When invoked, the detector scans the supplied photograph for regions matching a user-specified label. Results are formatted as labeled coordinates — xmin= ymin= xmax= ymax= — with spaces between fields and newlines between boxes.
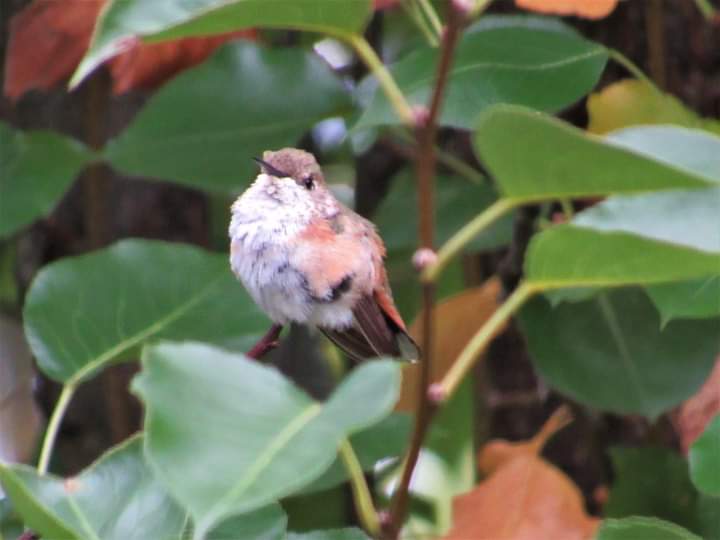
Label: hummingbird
xmin=229 ymin=148 xmax=419 ymax=362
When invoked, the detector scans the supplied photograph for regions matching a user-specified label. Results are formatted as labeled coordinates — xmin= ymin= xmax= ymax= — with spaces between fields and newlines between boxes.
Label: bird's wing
xmin=294 ymin=213 xmax=420 ymax=362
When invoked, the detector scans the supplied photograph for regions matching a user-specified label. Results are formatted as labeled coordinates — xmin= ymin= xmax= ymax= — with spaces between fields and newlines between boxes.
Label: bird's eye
xmin=302 ymin=174 xmax=315 ymax=190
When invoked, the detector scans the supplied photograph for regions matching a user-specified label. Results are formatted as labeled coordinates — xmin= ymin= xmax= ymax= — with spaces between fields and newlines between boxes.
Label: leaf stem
xmin=37 ymin=384 xmax=76 ymax=475
xmin=693 ymin=0 xmax=717 ymax=19
xmin=402 ymin=0 xmax=439 ymax=46
xmin=608 ymin=49 xmax=658 ymax=91
xmin=344 ymin=34 xmax=415 ymax=126
xmin=423 ymin=199 xmax=515 ymax=283
xmin=439 ymin=282 xmax=536 ymax=397
xmin=416 ymin=0 xmax=443 ymax=38
xmin=339 ymin=439 xmax=380 ymax=537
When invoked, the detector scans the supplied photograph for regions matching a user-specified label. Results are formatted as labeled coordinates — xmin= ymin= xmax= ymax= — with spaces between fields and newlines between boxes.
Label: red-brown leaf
xmin=673 ymin=356 xmax=720 ymax=454
xmin=3 ymin=0 xmax=256 ymax=100
xmin=444 ymin=407 xmax=599 ymax=540
xmin=108 ymin=30 xmax=256 ymax=95
xmin=4 ymin=0 xmax=104 ymax=101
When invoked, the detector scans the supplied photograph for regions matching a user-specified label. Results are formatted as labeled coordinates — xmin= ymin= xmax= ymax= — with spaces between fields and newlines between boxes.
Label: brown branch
xmin=382 ymin=3 xmax=468 ymax=538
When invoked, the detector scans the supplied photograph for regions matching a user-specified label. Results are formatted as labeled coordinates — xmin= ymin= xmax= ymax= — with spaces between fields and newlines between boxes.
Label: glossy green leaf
xmin=23 ymin=239 xmax=267 ymax=384
xmin=356 ymin=27 xmax=607 ymax=129
xmin=572 ymin=188 xmax=720 ymax=253
xmin=607 ymin=126 xmax=720 ymax=184
xmin=374 ymin=172 xmax=513 ymax=253
xmin=288 ymin=528 xmax=369 ymax=540
xmin=0 ymin=437 xmax=186 ymax=540
xmin=519 ymin=289 xmax=720 ymax=418
xmin=0 ymin=496 xmax=24 ymax=540
xmin=133 ymin=342 xmax=400 ymax=539
xmin=0 ymin=123 xmax=92 ymax=237
xmin=526 ymin=188 xmax=720 ymax=290
xmin=474 ymin=107 xmax=715 ymax=202
xmin=71 ymin=0 xmax=371 ymax=87
xmin=207 ymin=503 xmax=287 ymax=540
xmin=647 ymin=277 xmax=720 ymax=324
xmin=605 ymin=447 xmax=704 ymax=534
xmin=526 ymin=226 xmax=719 ymax=289
xmin=300 ymin=413 xmax=411 ymax=494
xmin=597 ymin=517 xmax=702 ymax=540
xmin=103 ymin=43 xmax=351 ymax=192
xmin=689 ymin=415 xmax=720 ymax=497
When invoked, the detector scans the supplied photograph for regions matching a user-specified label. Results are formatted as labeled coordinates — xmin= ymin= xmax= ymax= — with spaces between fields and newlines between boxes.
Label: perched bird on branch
xmin=229 ymin=148 xmax=418 ymax=362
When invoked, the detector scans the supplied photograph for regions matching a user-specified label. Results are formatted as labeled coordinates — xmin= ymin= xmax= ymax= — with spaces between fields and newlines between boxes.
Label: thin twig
xmin=384 ymin=3 xmax=467 ymax=538
xmin=389 ymin=128 xmax=487 ymax=184
xmin=644 ymin=0 xmax=666 ymax=89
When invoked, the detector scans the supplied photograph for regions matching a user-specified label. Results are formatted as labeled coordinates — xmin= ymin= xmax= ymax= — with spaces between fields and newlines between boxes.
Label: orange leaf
xmin=444 ymin=407 xmax=599 ymax=540
xmin=4 ymin=0 xmax=104 ymax=101
xmin=397 ymin=278 xmax=503 ymax=411
xmin=673 ymin=356 xmax=720 ymax=454
xmin=515 ymin=0 xmax=618 ymax=19
xmin=108 ymin=30 xmax=256 ymax=95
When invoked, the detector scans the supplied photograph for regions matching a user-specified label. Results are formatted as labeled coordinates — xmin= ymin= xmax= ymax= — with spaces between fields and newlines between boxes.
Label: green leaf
xmin=300 ymin=413 xmax=411 ymax=494
xmin=356 ymin=27 xmax=607 ymax=130
xmin=0 ymin=122 xmax=92 ymax=237
xmin=526 ymin=189 xmax=720 ymax=290
xmin=374 ymin=172 xmax=513 ymax=253
xmin=71 ymin=0 xmax=371 ymax=87
xmin=597 ymin=517 xmax=702 ymax=540
xmin=647 ymin=276 xmax=720 ymax=324
xmin=689 ymin=415 xmax=720 ymax=497
xmin=23 ymin=239 xmax=267 ymax=384
xmin=572 ymin=188 xmax=720 ymax=253
xmin=526 ymin=226 xmax=719 ymax=289
xmin=207 ymin=503 xmax=287 ymax=540
xmin=103 ymin=43 xmax=351 ymax=192
xmin=474 ymin=107 xmax=715 ymax=202
xmin=605 ymin=447 xmax=703 ymax=533
xmin=287 ymin=528 xmax=370 ymax=540
xmin=133 ymin=341 xmax=400 ymax=539
xmin=0 ymin=437 xmax=186 ymax=540
xmin=519 ymin=289 xmax=720 ymax=418
xmin=607 ymin=126 xmax=720 ymax=184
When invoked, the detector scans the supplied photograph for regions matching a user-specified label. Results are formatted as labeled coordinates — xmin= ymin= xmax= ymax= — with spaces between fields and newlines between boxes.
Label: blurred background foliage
xmin=0 ymin=0 xmax=718 ymax=539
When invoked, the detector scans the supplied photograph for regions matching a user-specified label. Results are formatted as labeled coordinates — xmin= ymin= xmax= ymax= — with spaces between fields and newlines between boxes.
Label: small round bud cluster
xmin=411 ymin=105 xmax=430 ymax=128
xmin=412 ymin=248 xmax=437 ymax=271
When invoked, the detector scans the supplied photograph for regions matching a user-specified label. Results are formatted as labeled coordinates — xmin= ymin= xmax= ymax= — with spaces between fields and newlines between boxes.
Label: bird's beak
xmin=252 ymin=157 xmax=290 ymax=179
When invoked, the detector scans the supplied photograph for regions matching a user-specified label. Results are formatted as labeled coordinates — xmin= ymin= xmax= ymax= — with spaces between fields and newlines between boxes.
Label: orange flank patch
xmin=293 ymin=219 xmax=360 ymax=299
